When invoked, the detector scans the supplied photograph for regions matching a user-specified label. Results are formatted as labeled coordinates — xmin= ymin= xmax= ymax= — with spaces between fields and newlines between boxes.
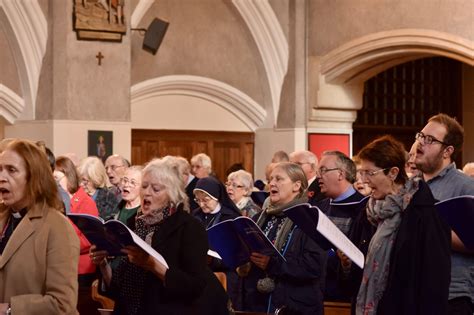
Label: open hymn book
xmin=206 ymin=216 xmax=285 ymax=269
xmin=68 ymin=213 xmax=169 ymax=269
xmin=283 ymin=203 xmax=365 ymax=269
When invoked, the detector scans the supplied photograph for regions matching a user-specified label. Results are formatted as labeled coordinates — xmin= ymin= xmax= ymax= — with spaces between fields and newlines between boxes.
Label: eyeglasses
xmin=105 ymin=165 xmax=125 ymax=172
xmin=415 ymin=132 xmax=449 ymax=146
xmin=225 ymin=182 xmax=244 ymax=189
xmin=316 ymin=167 xmax=340 ymax=177
xmin=121 ymin=177 xmax=140 ymax=188
xmin=194 ymin=197 xmax=214 ymax=205
xmin=358 ymin=168 xmax=390 ymax=179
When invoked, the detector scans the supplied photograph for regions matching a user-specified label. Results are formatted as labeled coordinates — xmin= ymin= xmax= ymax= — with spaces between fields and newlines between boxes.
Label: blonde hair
xmin=161 ymin=155 xmax=191 ymax=185
xmin=77 ymin=156 xmax=110 ymax=188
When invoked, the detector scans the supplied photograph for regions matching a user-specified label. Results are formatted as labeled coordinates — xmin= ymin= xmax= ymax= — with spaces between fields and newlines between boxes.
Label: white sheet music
xmin=316 ymin=209 xmax=365 ymax=268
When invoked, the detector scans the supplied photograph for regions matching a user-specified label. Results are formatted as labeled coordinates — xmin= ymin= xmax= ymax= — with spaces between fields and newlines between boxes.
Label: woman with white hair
xmin=190 ymin=153 xmax=212 ymax=179
xmin=226 ymin=170 xmax=261 ymax=218
xmin=90 ymin=159 xmax=228 ymax=315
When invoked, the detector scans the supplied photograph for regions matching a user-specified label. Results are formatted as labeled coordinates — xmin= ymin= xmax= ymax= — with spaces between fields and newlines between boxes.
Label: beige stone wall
xmin=309 ymin=0 xmax=474 ymax=56
xmin=36 ymin=0 xmax=131 ymax=121
xmin=130 ymin=0 xmax=272 ymax=117
xmin=0 ymin=23 xmax=21 ymax=95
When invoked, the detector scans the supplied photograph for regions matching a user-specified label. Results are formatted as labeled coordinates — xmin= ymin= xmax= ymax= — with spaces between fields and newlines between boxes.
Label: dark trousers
xmin=448 ymin=297 xmax=473 ymax=315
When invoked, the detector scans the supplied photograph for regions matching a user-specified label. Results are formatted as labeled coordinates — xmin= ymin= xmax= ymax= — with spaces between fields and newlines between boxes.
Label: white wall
xmin=131 ymin=94 xmax=251 ymax=132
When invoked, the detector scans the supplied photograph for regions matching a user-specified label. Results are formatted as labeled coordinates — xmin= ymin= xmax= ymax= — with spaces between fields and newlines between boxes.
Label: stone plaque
xmin=74 ymin=0 xmax=126 ymax=42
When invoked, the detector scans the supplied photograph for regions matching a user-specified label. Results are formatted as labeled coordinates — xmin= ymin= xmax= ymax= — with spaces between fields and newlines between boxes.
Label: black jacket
xmin=343 ymin=180 xmax=451 ymax=315
xmin=112 ymin=209 xmax=229 ymax=315
xmin=242 ymin=224 xmax=327 ymax=315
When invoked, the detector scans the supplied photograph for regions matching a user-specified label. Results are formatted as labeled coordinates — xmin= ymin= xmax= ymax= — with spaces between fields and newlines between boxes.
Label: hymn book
xmin=435 ymin=195 xmax=474 ymax=250
xmin=206 ymin=216 xmax=285 ymax=269
xmin=283 ymin=203 xmax=365 ymax=269
xmin=68 ymin=213 xmax=169 ymax=268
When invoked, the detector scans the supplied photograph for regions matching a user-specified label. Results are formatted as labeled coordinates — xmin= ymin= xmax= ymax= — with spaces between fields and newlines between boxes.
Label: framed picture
xmin=88 ymin=130 xmax=113 ymax=163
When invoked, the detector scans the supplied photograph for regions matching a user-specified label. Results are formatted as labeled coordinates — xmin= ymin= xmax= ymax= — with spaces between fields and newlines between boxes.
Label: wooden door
xmin=132 ymin=129 xmax=254 ymax=182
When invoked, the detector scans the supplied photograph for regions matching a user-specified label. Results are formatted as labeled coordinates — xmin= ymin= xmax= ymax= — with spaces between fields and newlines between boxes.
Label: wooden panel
xmin=324 ymin=302 xmax=351 ymax=315
xmin=131 ymin=129 xmax=254 ymax=182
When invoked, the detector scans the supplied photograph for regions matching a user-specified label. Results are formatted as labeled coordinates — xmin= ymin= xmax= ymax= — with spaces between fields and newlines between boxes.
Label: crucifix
xmin=96 ymin=52 xmax=104 ymax=66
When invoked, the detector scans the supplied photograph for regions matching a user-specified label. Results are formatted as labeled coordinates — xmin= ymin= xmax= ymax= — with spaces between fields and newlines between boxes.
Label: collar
xmin=426 ymin=162 xmax=456 ymax=183
xmin=333 ymin=185 xmax=357 ymax=202
xmin=235 ymin=196 xmax=250 ymax=210
xmin=210 ymin=203 xmax=221 ymax=214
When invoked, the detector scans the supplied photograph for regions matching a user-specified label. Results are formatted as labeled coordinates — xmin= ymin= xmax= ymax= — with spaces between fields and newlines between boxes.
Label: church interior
xmin=0 ymin=0 xmax=473 ymax=180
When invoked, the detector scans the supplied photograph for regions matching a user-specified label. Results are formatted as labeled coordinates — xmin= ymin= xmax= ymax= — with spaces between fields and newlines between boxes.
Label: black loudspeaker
xmin=142 ymin=18 xmax=169 ymax=55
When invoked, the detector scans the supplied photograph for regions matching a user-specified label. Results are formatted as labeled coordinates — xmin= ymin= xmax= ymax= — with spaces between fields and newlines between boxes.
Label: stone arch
xmin=321 ymin=29 xmax=473 ymax=85
xmin=0 ymin=84 xmax=24 ymax=124
xmin=130 ymin=0 xmax=287 ymax=125
xmin=311 ymin=29 xmax=474 ymax=126
xmin=131 ymin=75 xmax=267 ymax=131
xmin=0 ymin=0 xmax=47 ymax=121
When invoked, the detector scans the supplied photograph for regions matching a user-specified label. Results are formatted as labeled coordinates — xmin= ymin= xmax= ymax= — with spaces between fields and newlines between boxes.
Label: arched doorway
xmin=353 ymin=56 xmax=463 ymax=163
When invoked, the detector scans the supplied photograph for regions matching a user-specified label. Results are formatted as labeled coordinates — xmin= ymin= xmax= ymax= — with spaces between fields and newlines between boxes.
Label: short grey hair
xmin=289 ymin=150 xmax=318 ymax=171
xmin=321 ymin=151 xmax=357 ymax=184
xmin=227 ymin=170 xmax=254 ymax=196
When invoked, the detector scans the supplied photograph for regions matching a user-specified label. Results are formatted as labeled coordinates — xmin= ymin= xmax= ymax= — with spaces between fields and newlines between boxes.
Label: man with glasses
xmin=315 ymin=151 xmax=366 ymax=302
xmin=289 ymin=150 xmax=325 ymax=205
xmin=415 ymin=113 xmax=474 ymax=315
xmin=105 ymin=154 xmax=129 ymax=190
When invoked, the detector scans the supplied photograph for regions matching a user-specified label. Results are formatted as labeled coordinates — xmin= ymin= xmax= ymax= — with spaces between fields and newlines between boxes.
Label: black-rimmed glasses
xmin=415 ymin=132 xmax=449 ymax=146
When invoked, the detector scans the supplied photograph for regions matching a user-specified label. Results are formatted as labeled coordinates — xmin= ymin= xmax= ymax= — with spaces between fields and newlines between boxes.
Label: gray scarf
xmin=356 ymin=177 xmax=420 ymax=315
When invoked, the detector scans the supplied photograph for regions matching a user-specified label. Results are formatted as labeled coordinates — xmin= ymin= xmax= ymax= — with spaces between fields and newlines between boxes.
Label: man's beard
xmin=417 ymin=150 xmax=444 ymax=175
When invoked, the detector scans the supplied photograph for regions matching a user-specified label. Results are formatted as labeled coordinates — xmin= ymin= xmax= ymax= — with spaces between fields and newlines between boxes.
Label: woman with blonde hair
xmin=77 ymin=156 xmax=120 ymax=220
xmin=55 ymin=156 xmax=101 ymax=314
xmin=241 ymin=162 xmax=326 ymax=314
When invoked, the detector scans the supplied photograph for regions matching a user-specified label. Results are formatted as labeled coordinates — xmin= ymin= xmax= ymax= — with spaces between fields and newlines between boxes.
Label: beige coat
xmin=0 ymin=203 xmax=80 ymax=314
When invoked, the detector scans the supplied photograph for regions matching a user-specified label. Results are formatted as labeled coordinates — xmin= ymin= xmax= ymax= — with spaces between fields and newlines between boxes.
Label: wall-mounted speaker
xmin=142 ymin=18 xmax=169 ymax=55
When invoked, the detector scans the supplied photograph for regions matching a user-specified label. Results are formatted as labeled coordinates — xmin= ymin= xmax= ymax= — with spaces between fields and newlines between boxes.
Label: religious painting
xmin=73 ymin=0 xmax=126 ymax=41
xmin=88 ymin=130 xmax=113 ymax=163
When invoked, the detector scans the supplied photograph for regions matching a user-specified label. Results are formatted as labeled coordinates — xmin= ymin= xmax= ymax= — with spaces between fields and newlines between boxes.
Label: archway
xmin=0 ymin=0 xmax=47 ymax=121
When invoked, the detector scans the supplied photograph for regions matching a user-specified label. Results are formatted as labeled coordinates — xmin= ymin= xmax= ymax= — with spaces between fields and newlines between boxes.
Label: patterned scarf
xmin=116 ymin=206 xmax=175 ymax=315
xmin=356 ymin=177 xmax=420 ymax=315
xmin=256 ymin=196 xmax=307 ymax=252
